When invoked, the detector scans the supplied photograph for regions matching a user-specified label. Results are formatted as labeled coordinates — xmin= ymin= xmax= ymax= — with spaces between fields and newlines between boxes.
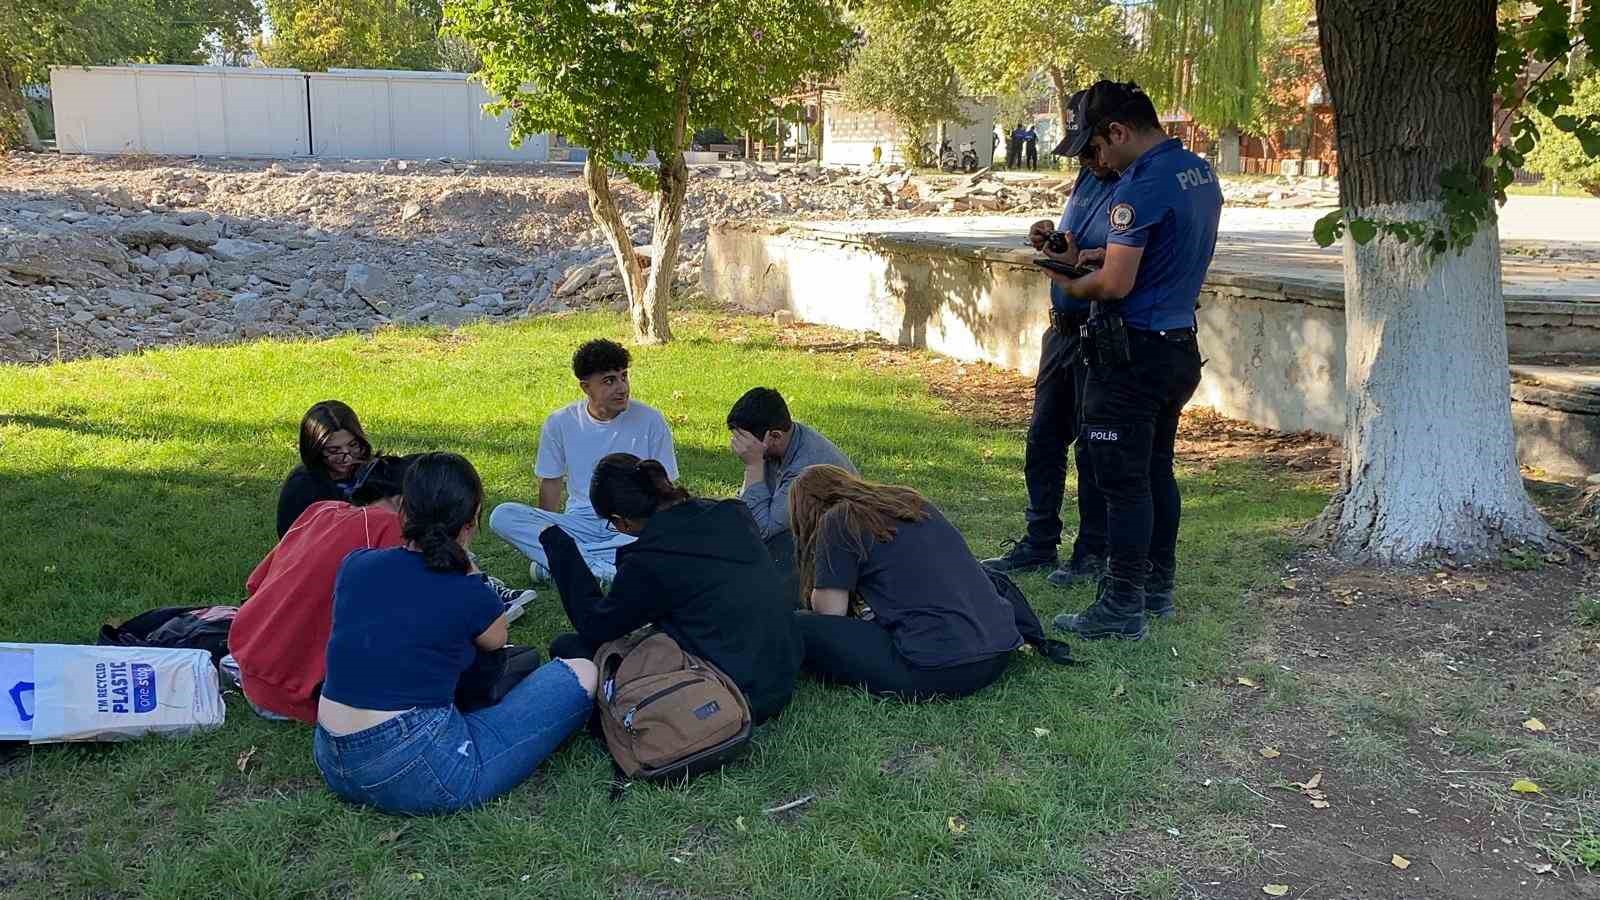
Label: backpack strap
xmin=985 ymin=567 xmax=1080 ymax=667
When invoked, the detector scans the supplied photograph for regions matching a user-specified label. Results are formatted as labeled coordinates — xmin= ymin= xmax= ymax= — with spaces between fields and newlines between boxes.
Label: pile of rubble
xmin=1221 ymin=175 xmax=1340 ymax=209
xmin=0 ymin=154 xmax=1072 ymax=364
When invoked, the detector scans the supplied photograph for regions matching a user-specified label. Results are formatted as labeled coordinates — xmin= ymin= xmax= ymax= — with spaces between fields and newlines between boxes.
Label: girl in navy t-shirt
xmin=313 ymin=452 xmax=597 ymax=816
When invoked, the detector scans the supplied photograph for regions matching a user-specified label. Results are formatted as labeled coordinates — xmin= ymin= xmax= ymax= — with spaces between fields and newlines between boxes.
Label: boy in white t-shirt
xmin=490 ymin=339 xmax=678 ymax=583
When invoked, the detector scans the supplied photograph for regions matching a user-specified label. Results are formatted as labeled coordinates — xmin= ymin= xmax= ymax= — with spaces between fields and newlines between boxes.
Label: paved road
xmin=797 ymin=196 xmax=1600 ymax=303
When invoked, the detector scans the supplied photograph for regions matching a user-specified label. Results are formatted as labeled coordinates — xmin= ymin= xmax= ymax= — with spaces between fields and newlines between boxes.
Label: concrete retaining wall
xmin=704 ymin=222 xmax=1600 ymax=476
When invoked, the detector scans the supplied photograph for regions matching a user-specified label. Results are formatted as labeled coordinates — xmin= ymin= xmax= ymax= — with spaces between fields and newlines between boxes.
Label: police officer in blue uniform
xmin=1043 ymin=80 xmax=1223 ymax=641
xmin=983 ymin=90 xmax=1117 ymax=589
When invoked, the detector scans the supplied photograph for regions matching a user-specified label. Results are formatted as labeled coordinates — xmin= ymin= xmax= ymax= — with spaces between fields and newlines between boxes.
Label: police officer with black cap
xmin=982 ymin=89 xmax=1117 ymax=589
xmin=1041 ymin=80 xmax=1222 ymax=642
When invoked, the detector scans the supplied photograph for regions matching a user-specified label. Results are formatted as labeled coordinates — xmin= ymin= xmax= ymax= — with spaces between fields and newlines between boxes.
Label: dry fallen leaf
xmin=235 ymin=746 xmax=258 ymax=773
xmin=1310 ymin=799 xmax=1331 ymax=809
xmin=1298 ymin=772 xmax=1322 ymax=791
xmin=1031 ymin=727 xmax=1051 ymax=738
xmin=946 ymin=816 xmax=968 ymax=835
xmin=407 ymin=873 xmax=425 ymax=882
xmin=1236 ymin=676 xmax=1260 ymax=689
xmin=1511 ymin=779 xmax=1542 ymax=794
xmin=1391 ymin=854 xmax=1411 ymax=870
xmin=1523 ymin=718 xmax=1547 ymax=733
xmin=1111 ymin=683 xmax=1127 ymax=698
xmin=1262 ymin=885 xmax=1290 ymax=897
xmin=1260 ymin=747 xmax=1281 ymax=759
xmin=376 ymin=828 xmax=402 ymax=844
xmin=734 ymin=816 xmax=747 ymax=833
xmin=1429 ymin=725 xmax=1450 ymax=737
xmin=1527 ymin=862 xmax=1555 ymax=875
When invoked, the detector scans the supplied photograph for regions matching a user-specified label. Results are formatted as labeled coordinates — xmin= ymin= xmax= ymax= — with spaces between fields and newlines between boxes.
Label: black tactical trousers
xmin=1023 ymin=320 xmax=1107 ymax=560
xmin=1079 ymin=328 xmax=1203 ymax=587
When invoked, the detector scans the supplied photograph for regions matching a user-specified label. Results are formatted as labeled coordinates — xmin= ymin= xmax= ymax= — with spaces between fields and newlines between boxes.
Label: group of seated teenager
xmin=226 ymin=338 xmax=1061 ymax=816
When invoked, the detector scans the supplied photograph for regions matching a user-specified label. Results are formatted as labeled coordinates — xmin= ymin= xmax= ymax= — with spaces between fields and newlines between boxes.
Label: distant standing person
xmin=1023 ymin=124 xmax=1039 ymax=170
xmin=490 ymin=339 xmax=678 ymax=584
xmin=1008 ymin=122 xmax=1027 ymax=168
xmin=276 ymin=401 xmax=373 ymax=538
xmin=726 ymin=387 xmax=856 ymax=602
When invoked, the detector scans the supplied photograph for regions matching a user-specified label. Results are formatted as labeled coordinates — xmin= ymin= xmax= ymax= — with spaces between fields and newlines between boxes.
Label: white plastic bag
xmin=0 ymin=643 xmax=225 ymax=743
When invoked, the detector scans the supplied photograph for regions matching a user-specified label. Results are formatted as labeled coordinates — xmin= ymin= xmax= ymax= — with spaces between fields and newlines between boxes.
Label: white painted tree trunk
xmin=1325 ymin=200 xmax=1550 ymax=560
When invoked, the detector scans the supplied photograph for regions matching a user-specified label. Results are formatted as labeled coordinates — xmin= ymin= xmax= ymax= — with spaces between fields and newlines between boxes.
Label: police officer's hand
xmin=1077 ymin=247 xmax=1106 ymax=267
xmin=1027 ymin=219 xmax=1055 ymax=250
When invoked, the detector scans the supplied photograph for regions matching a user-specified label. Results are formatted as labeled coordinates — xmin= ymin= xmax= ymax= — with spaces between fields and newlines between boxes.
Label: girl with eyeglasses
xmin=277 ymin=401 xmax=374 ymax=538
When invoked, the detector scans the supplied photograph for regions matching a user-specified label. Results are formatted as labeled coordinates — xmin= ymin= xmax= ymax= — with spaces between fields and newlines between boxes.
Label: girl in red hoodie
xmin=229 ymin=456 xmax=413 ymax=722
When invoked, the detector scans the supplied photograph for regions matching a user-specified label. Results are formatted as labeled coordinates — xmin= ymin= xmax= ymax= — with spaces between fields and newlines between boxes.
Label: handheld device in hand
xmin=1033 ymin=257 xmax=1091 ymax=279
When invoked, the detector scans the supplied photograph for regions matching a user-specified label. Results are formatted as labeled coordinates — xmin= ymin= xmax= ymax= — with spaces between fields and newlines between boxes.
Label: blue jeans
xmin=313 ymin=660 xmax=591 ymax=816
xmin=489 ymin=502 xmax=632 ymax=582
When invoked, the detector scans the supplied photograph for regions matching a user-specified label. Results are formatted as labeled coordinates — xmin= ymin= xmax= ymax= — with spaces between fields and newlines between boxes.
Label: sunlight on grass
xmin=0 ymin=311 xmax=1328 ymax=899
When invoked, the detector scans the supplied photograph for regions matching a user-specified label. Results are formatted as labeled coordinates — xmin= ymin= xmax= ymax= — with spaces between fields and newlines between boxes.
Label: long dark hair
xmin=789 ymin=465 xmax=929 ymax=606
xmin=348 ymin=454 xmax=416 ymax=507
xmin=589 ymin=453 xmax=690 ymax=523
xmin=400 ymin=452 xmax=483 ymax=573
xmin=297 ymin=400 xmax=373 ymax=476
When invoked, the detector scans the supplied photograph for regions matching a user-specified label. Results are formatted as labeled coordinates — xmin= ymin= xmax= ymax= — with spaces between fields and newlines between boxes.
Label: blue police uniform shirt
xmin=1104 ymin=138 xmax=1223 ymax=331
xmin=1050 ymin=166 xmax=1119 ymax=315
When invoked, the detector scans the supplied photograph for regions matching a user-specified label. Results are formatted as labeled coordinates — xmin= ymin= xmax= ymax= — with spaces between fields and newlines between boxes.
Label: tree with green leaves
xmin=1246 ymin=0 xmax=1319 ymax=160
xmin=0 ymin=0 xmax=258 ymax=149
xmin=1525 ymin=72 xmax=1600 ymax=194
xmin=259 ymin=0 xmax=442 ymax=72
xmin=943 ymin=0 xmax=1131 ymax=137
xmin=840 ymin=0 xmax=969 ymax=166
xmin=447 ymin=0 xmax=853 ymax=343
xmin=1299 ymin=0 xmax=1598 ymax=560
xmin=1142 ymin=0 xmax=1597 ymax=561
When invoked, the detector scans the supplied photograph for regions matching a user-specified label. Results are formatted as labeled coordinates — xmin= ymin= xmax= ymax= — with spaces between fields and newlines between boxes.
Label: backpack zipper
xmin=621 ymin=678 xmax=702 ymax=732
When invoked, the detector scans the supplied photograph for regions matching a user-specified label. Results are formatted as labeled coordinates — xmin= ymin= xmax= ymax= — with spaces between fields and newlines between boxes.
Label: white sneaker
xmin=502 ymin=589 xmax=536 ymax=624
xmin=529 ymin=560 xmax=553 ymax=584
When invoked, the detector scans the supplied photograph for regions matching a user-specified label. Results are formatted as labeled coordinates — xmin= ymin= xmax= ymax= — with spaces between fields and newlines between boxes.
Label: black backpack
xmin=97 ymin=606 xmax=236 ymax=665
xmin=984 ymin=569 xmax=1078 ymax=666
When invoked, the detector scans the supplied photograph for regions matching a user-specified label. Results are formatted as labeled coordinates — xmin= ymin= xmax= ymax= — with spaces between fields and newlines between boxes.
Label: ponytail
xmin=634 ymin=458 xmax=690 ymax=506
xmin=415 ymin=521 xmax=471 ymax=573
xmin=399 ymin=452 xmax=484 ymax=573
xmin=591 ymin=453 xmax=690 ymax=522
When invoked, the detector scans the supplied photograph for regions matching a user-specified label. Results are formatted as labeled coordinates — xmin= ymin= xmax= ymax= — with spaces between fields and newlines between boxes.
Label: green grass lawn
xmin=0 ymin=311 xmax=1326 ymax=899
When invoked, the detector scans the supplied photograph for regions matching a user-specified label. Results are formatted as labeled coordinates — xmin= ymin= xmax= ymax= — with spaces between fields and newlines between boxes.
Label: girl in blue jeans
xmin=313 ymin=452 xmax=598 ymax=816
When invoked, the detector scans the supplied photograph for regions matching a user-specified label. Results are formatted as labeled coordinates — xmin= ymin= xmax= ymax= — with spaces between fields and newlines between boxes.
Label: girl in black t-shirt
xmin=276 ymin=400 xmax=374 ymax=537
xmin=789 ymin=465 xmax=1040 ymax=700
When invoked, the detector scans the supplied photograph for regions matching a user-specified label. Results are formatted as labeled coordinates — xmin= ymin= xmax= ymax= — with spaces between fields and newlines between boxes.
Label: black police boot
xmin=1046 ymin=553 xmax=1104 ymax=589
xmin=1145 ymin=560 xmax=1176 ymax=620
xmin=1052 ymin=575 xmax=1147 ymax=641
xmin=980 ymin=537 xmax=1058 ymax=575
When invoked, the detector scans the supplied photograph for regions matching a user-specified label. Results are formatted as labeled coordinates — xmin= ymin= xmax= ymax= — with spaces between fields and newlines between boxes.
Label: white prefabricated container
xmin=50 ymin=65 xmax=310 ymax=157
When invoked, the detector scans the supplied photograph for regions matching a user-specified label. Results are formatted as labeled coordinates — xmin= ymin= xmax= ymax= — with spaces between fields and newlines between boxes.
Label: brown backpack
xmin=592 ymin=630 xmax=752 ymax=782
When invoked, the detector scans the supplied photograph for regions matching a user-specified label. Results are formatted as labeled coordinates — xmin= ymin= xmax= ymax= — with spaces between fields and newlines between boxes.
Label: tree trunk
xmin=1314 ymin=0 xmax=1550 ymax=561
xmin=581 ymin=155 xmax=649 ymax=329
xmin=633 ymin=70 xmax=695 ymax=345
xmin=0 ymin=69 xmax=44 ymax=151
xmin=1047 ymin=65 xmax=1071 ymax=153
xmin=1218 ymin=126 xmax=1243 ymax=174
